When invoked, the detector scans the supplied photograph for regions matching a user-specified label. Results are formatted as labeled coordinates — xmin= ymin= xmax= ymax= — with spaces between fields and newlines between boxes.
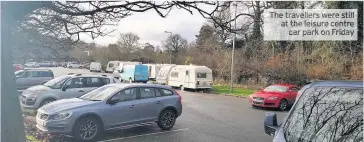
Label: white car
xmin=90 ymin=62 xmax=102 ymax=72
xmin=20 ymin=74 xmax=116 ymax=109
xmin=67 ymin=62 xmax=83 ymax=68
xmin=24 ymin=62 xmax=40 ymax=68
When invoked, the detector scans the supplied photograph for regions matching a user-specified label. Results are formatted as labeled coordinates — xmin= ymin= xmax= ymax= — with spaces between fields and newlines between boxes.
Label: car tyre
xmin=278 ymin=99 xmax=288 ymax=111
xmin=157 ymin=109 xmax=176 ymax=130
xmin=73 ymin=117 xmax=102 ymax=142
xmin=39 ymin=98 xmax=56 ymax=108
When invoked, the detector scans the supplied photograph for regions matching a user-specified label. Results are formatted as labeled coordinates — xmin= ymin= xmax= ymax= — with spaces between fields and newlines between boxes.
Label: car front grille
xmin=253 ymin=97 xmax=264 ymax=101
xmin=38 ymin=113 xmax=49 ymax=120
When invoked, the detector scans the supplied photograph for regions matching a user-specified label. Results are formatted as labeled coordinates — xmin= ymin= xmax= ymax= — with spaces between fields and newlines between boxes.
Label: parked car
xmin=263 ymin=80 xmax=363 ymax=142
xmin=117 ymin=64 xmax=149 ymax=83
xmin=39 ymin=61 xmax=52 ymax=67
xmin=36 ymin=83 xmax=182 ymax=141
xmin=15 ymin=69 xmax=54 ymax=90
xmin=89 ymin=62 xmax=102 ymax=72
xmin=20 ymin=74 xmax=115 ymax=109
xmin=249 ymin=84 xmax=299 ymax=110
xmin=24 ymin=62 xmax=40 ymax=68
xmin=60 ymin=62 xmax=68 ymax=68
xmin=67 ymin=62 xmax=83 ymax=68
xmin=13 ymin=64 xmax=24 ymax=71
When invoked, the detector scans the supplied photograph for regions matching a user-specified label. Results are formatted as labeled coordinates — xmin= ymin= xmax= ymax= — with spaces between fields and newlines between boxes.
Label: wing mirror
xmin=264 ymin=112 xmax=278 ymax=136
xmin=108 ymin=97 xmax=120 ymax=105
xmin=61 ymin=85 xmax=69 ymax=91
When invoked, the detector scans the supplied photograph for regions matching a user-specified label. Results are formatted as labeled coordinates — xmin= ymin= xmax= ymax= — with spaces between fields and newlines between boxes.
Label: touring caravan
xmin=156 ymin=65 xmax=176 ymax=85
xmin=119 ymin=64 xmax=149 ymax=83
xmin=106 ymin=61 xmax=121 ymax=73
xmin=145 ymin=64 xmax=175 ymax=81
xmin=113 ymin=61 xmax=142 ymax=78
xmin=167 ymin=65 xmax=213 ymax=90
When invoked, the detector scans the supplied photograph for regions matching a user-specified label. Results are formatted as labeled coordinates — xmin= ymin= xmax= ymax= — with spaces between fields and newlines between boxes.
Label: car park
xmin=20 ymin=74 xmax=115 ymax=109
xmin=263 ymin=80 xmax=363 ymax=142
xmin=15 ymin=69 xmax=54 ymax=90
xmin=36 ymin=83 xmax=182 ymax=141
xmin=67 ymin=62 xmax=83 ymax=68
xmin=249 ymin=84 xmax=299 ymax=110
xmin=24 ymin=62 xmax=40 ymax=68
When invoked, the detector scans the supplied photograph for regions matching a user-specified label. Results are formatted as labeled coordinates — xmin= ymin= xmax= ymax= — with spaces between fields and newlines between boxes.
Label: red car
xmin=249 ymin=84 xmax=299 ymax=110
xmin=13 ymin=64 xmax=24 ymax=72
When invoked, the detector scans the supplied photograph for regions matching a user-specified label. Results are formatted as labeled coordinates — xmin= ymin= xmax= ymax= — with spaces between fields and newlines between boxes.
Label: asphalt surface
xmin=22 ymin=67 xmax=288 ymax=142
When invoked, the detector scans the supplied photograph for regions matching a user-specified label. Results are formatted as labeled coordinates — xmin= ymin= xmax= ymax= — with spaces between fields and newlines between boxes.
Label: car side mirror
xmin=264 ymin=112 xmax=278 ymax=136
xmin=62 ymin=85 xmax=69 ymax=91
xmin=108 ymin=97 xmax=120 ymax=105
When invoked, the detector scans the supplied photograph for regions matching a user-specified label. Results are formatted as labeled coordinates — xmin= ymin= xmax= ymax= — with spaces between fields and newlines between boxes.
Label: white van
xmin=167 ymin=65 xmax=213 ymax=90
xmin=106 ymin=61 xmax=121 ymax=73
xmin=156 ymin=65 xmax=176 ymax=85
xmin=112 ymin=61 xmax=142 ymax=78
xmin=89 ymin=62 xmax=102 ymax=72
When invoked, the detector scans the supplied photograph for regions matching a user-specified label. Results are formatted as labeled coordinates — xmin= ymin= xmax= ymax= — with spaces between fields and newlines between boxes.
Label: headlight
xmin=27 ymin=97 xmax=36 ymax=102
xmin=50 ymin=112 xmax=72 ymax=120
xmin=267 ymin=96 xmax=278 ymax=100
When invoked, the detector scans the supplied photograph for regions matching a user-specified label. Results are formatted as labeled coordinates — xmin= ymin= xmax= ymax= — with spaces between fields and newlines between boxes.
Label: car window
xmin=263 ymin=85 xmax=289 ymax=93
xmin=139 ymin=88 xmax=155 ymax=99
xmin=113 ymin=88 xmax=137 ymax=102
xmin=100 ymin=78 xmax=110 ymax=85
xmin=159 ymin=89 xmax=174 ymax=96
xmin=155 ymin=89 xmax=163 ymax=97
xmin=64 ymin=77 xmax=86 ymax=88
xmin=85 ymin=77 xmax=101 ymax=87
xmin=291 ymin=87 xmax=299 ymax=92
xmin=283 ymin=87 xmax=363 ymax=142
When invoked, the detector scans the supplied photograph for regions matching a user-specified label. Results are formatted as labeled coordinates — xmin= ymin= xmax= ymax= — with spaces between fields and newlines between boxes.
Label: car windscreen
xmin=43 ymin=76 xmax=71 ymax=89
xmin=263 ymin=85 xmax=289 ymax=93
xmin=282 ymin=86 xmax=363 ymax=142
xmin=79 ymin=86 xmax=120 ymax=101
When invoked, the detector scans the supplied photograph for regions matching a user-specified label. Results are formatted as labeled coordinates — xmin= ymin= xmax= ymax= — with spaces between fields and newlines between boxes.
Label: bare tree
xmin=162 ymin=33 xmax=188 ymax=63
xmin=117 ymin=32 xmax=140 ymax=53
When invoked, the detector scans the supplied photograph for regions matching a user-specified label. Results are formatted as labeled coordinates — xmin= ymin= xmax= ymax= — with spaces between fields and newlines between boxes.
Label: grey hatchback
xmin=36 ymin=83 xmax=182 ymax=141
xmin=264 ymin=81 xmax=363 ymax=142
xmin=15 ymin=69 xmax=54 ymax=90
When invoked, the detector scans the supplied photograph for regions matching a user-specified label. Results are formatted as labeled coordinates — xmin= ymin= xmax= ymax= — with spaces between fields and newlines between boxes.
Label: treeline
xmin=75 ymin=1 xmax=363 ymax=86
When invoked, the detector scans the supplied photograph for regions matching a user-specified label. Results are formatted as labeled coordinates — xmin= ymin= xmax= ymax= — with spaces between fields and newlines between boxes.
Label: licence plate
xmin=253 ymin=99 xmax=263 ymax=102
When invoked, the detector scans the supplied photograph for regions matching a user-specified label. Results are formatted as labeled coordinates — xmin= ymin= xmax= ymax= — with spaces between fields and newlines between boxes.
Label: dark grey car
xmin=264 ymin=80 xmax=363 ymax=142
xmin=15 ymin=69 xmax=54 ymax=90
xmin=36 ymin=83 xmax=182 ymax=141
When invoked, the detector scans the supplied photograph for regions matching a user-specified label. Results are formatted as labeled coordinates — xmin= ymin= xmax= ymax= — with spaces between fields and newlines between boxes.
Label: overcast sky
xmin=80 ymin=7 xmax=213 ymax=47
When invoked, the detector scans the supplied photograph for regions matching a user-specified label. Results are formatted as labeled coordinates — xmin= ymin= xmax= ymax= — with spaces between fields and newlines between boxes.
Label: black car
xmin=264 ymin=80 xmax=363 ymax=142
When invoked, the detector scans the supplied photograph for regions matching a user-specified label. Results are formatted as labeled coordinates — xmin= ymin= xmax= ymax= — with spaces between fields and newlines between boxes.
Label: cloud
xmin=80 ymin=7 xmax=210 ymax=46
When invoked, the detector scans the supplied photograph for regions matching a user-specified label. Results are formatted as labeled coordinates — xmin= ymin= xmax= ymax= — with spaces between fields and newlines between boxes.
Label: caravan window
xmin=171 ymin=72 xmax=179 ymax=78
xmin=108 ymin=63 xmax=114 ymax=68
xmin=197 ymin=73 xmax=207 ymax=78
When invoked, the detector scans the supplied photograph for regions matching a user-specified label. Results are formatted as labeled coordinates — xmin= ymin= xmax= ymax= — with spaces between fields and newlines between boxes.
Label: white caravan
xmin=106 ymin=61 xmax=121 ymax=73
xmin=156 ymin=65 xmax=176 ymax=85
xmin=112 ymin=61 xmax=142 ymax=78
xmin=167 ymin=65 xmax=213 ymax=90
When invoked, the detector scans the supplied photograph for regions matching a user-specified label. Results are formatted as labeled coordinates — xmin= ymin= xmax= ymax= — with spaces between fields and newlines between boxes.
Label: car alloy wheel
xmin=79 ymin=120 xmax=98 ymax=140
xmin=279 ymin=99 xmax=288 ymax=110
xmin=157 ymin=109 xmax=176 ymax=130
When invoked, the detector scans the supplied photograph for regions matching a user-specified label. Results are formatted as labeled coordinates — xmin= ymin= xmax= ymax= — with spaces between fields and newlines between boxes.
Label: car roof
xmin=270 ymin=84 xmax=296 ymax=87
xmin=66 ymin=74 xmax=110 ymax=78
xmin=23 ymin=69 xmax=52 ymax=72
xmin=307 ymin=80 xmax=363 ymax=88
xmin=105 ymin=83 xmax=173 ymax=90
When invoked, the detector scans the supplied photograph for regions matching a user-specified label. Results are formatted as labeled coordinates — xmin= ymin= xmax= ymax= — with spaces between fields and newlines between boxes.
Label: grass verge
xmin=26 ymin=135 xmax=40 ymax=142
xmin=212 ymin=85 xmax=255 ymax=97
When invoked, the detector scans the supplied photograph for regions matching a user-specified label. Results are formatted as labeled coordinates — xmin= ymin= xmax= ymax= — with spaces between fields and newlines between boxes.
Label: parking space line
xmin=99 ymin=128 xmax=190 ymax=142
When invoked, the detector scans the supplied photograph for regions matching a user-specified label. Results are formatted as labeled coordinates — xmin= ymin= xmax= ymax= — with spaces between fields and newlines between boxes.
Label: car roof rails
xmin=68 ymin=73 xmax=74 ymax=75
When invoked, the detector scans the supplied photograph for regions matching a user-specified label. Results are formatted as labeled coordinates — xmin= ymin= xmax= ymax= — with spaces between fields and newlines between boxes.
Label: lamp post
xmin=164 ymin=31 xmax=172 ymax=64
xmin=230 ymin=1 xmax=237 ymax=92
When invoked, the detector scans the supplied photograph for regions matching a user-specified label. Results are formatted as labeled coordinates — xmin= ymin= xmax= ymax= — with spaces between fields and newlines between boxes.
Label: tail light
xmin=175 ymin=89 xmax=182 ymax=103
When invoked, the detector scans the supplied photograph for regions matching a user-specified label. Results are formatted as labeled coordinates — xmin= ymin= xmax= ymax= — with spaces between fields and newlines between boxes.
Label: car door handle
xmin=78 ymin=90 xmax=84 ymax=92
xmin=156 ymin=101 xmax=162 ymax=104
xmin=130 ymin=105 xmax=136 ymax=108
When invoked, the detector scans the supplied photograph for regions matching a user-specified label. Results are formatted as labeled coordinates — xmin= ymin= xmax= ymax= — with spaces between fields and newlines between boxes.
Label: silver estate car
xmin=36 ymin=83 xmax=182 ymax=141
xmin=21 ymin=74 xmax=114 ymax=109
xmin=15 ymin=69 xmax=54 ymax=90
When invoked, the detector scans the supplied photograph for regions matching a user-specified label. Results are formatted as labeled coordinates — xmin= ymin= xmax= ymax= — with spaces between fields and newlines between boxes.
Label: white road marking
xmin=99 ymin=128 xmax=190 ymax=142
